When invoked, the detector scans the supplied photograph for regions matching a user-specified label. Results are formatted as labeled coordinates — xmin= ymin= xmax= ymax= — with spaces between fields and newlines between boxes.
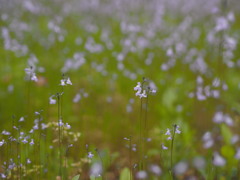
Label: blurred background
xmin=0 ymin=0 xmax=240 ymax=179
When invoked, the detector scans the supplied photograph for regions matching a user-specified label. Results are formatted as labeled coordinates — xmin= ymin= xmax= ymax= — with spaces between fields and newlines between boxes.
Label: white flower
xmin=60 ymin=79 xmax=66 ymax=86
xmin=161 ymin=144 xmax=168 ymax=150
xmin=202 ymin=131 xmax=214 ymax=149
xmin=175 ymin=126 xmax=181 ymax=134
xmin=0 ymin=140 xmax=5 ymax=146
xmin=22 ymin=139 xmax=28 ymax=144
xmin=165 ymin=129 xmax=171 ymax=136
xmin=235 ymin=148 xmax=240 ymax=159
xmin=151 ymin=89 xmax=157 ymax=94
xmin=213 ymin=111 xmax=224 ymax=123
xmin=41 ymin=123 xmax=48 ymax=130
xmin=140 ymin=90 xmax=147 ymax=98
xmin=66 ymin=77 xmax=72 ymax=85
xmin=31 ymin=73 xmax=38 ymax=82
xmin=136 ymin=170 xmax=147 ymax=179
xmin=60 ymin=77 xmax=72 ymax=86
xmin=134 ymin=82 xmax=141 ymax=91
xmin=73 ymin=93 xmax=81 ymax=103
xmin=2 ymin=130 xmax=10 ymax=135
xmin=90 ymin=162 xmax=102 ymax=177
xmin=58 ymin=119 xmax=64 ymax=126
xmin=25 ymin=67 xmax=38 ymax=82
xmin=1 ymin=174 xmax=6 ymax=179
xmin=27 ymin=159 xmax=31 ymax=164
xmin=65 ymin=123 xmax=71 ymax=129
xmin=134 ymin=82 xmax=147 ymax=99
xmin=49 ymin=95 xmax=56 ymax=104
xmin=213 ymin=152 xmax=226 ymax=166
xmin=88 ymin=152 xmax=94 ymax=159
xmin=174 ymin=161 xmax=188 ymax=175
xmin=30 ymin=139 xmax=34 ymax=146
xmin=231 ymin=135 xmax=239 ymax=144
xmin=149 ymin=164 xmax=162 ymax=176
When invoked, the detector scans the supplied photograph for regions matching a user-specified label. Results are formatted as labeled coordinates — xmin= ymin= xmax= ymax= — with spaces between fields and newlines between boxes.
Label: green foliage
xmin=120 ymin=167 xmax=131 ymax=180
xmin=71 ymin=175 xmax=80 ymax=180
xmin=220 ymin=124 xmax=232 ymax=145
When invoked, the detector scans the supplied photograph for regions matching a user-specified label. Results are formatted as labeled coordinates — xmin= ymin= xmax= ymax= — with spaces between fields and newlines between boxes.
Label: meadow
xmin=0 ymin=0 xmax=240 ymax=179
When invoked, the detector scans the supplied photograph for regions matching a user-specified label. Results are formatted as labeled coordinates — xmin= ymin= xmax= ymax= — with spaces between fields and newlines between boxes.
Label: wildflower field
xmin=0 ymin=0 xmax=240 ymax=179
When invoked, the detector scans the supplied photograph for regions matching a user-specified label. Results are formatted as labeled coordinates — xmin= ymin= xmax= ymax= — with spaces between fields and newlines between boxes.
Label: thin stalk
xmin=17 ymin=124 xmax=22 ymax=180
xmin=129 ymin=136 xmax=132 ymax=180
xmin=139 ymin=97 xmax=143 ymax=170
xmin=57 ymin=94 xmax=62 ymax=179
xmin=60 ymin=85 xmax=65 ymax=179
xmin=143 ymin=90 xmax=149 ymax=170
xmin=38 ymin=115 xmax=42 ymax=179
xmin=170 ymin=125 xmax=177 ymax=180
xmin=6 ymin=139 xmax=9 ymax=177
xmin=139 ymin=78 xmax=146 ymax=171
xmin=11 ymin=117 xmax=15 ymax=178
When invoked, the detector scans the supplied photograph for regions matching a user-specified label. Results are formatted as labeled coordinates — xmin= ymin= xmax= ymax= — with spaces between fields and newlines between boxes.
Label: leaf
xmin=120 ymin=167 xmax=131 ymax=180
xmin=220 ymin=124 xmax=232 ymax=145
xmin=71 ymin=175 xmax=80 ymax=180
xmin=221 ymin=145 xmax=236 ymax=166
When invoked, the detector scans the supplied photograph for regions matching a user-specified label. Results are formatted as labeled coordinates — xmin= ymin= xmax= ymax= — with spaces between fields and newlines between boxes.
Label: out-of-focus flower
xmin=213 ymin=152 xmax=226 ymax=166
xmin=136 ymin=170 xmax=147 ymax=179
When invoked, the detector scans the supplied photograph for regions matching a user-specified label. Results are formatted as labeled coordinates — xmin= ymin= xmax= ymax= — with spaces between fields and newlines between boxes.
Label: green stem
xmin=57 ymin=94 xmax=62 ymax=179
xmin=170 ymin=125 xmax=177 ymax=179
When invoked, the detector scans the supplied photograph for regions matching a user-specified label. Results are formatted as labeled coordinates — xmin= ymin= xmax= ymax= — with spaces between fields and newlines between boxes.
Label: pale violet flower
xmin=88 ymin=152 xmax=94 ymax=159
xmin=31 ymin=74 xmax=38 ymax=82
xmin=174 ymin=161 xmax=188 ymax=175
xmin=2 ymin=130 xmax=10 ymax=135
xmin=202 ymin=132 xmax=214 ymax=149
xmin=134 ymin=82 xmax=142 ymax=92
xmin=165 ymin=129 xmax=171 ymax=136
xmin=90 ymin=162 xmax=102 ymax=177
xmin=49 ymin=95 xmax=56 ymax=104
xmin=22 ymin=139 xmax=28 ymax=144
xmin=19 ymin=117 xmax=25 ymax=122
xmin=134 ymin=82 xmax=147 ymax=99
xmin=0 ymin=140 xmax=5 ymax=146
xmin=231 ymin=135 xmax=239 ymax=144
xmin=25 ymin=67 xmax=38 ymax=82
xmin=65 ymin=123 xmax=71 ymax=129
xmin=58 ymin=119 xmax=64 ymax=126
xmin=161 ymin=144 xmax=168 ymax=150
xmin=175 ymin=126 xmax=181 ymax=134
xmin=30 ymin=139 xmax=34 ymax=146
xmin=136 ymin=170 xmax=147 ymax=179
xmin=213 ymin=152 xmax=226 ymax=166
xmin=60 ymin=77 xmax=72 ymax=86
xmin=66 ymin=77 xmax=72 ymax=85
xmin=1 ymin=174 xmax=6 ymax=179
xmin=235 ymin=148 xmax=240 ymax=159
xmin=60 ymin=79 xmax=66 ymax=86
xmin=149 ymin=164 xmax=162 ymax=176
xmin=27 ymin=159 xmax=31 ymax=164
xmin=73 ymin=93 xmax=81 ymax=103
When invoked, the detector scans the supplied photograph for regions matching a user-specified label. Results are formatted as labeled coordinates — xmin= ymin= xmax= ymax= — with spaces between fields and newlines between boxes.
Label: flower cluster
xmin=25 ymin=66 xmax=38 ymax=82
xmin=60 ymin=77 xmax=72 ymax=86
xmin=134 ymin=80 xmax=157 ymax=99
xmin=162 ymin=125 xmax=181 ymax=150
xmin=165 ymin=125 xmax=181 ymax=140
